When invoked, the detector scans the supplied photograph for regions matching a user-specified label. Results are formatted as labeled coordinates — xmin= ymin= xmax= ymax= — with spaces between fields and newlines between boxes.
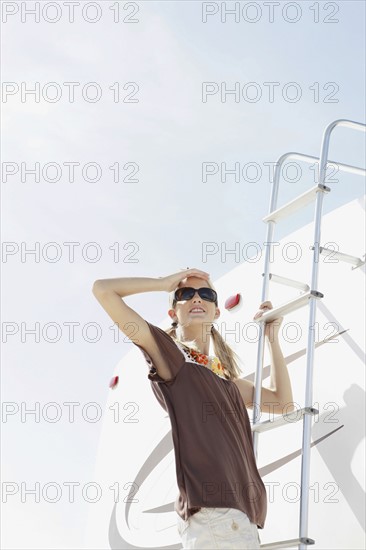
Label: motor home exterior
xmin=84 ymin=193 xmax=365 ymax=550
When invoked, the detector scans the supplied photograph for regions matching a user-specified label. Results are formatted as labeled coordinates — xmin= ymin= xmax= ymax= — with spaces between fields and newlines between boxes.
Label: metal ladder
xmin=251 ymin=119 xmax=366 ymax=550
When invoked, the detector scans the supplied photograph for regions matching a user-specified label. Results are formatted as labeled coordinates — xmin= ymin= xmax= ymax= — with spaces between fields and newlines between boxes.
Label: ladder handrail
xmin=267 ymin=151 xmax=365 ymax=179
xmin=252 ymin=118 xmax=366 ymax=550
xmin=269 ymin=119 xmax=366 ymax=219
xmin=319 ymin=119 xmax=366 ymax=187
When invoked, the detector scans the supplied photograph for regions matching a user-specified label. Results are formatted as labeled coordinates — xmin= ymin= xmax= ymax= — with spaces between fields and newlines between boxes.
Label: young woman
xmin=92 ymin=267 xmax=294 ymax=549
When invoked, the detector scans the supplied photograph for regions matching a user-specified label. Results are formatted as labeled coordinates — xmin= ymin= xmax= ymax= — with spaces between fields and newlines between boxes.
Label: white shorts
xmin=176 ymin=507 xmax=261 ymax=549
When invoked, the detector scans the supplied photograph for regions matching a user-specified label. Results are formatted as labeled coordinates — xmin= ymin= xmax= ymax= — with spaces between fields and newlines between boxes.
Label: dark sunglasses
xmin=173 ymin=287 xmax=218 ymax=306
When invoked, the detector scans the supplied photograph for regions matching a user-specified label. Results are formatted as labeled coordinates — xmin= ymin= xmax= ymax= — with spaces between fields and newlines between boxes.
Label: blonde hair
xmin=165 ymin=278 xmax=243 ymax=381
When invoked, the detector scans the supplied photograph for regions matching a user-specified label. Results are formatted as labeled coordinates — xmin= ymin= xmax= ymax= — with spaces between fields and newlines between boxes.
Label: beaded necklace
xmin=183 ymin=345 xmax=228 ymax=380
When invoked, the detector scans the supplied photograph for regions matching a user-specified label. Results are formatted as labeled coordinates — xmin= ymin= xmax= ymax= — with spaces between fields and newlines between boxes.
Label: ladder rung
xmin=262 ymin=184 xmax=331 ymax=223
xmin=260 ymin=537 xmax=315 ymax=549
xmin=263 ymin=273 xmax=310 ymax=292
xmin=253 ymin=290 xmax=323 ymax=324
xmin=310 ymin=246 xmax=366 ymax=269
xmin=252 ymin=407 xmax=318 ymax=433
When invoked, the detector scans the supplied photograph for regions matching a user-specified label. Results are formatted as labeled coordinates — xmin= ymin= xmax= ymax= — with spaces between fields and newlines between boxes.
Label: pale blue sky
xmin=1 ymin=1 xmax=365 ymax=548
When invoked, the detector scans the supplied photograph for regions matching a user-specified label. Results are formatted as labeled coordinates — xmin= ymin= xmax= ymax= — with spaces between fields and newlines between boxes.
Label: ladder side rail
xmin=299 ymin=189 xmax=326 ymax=550
xmin=252 ymin=154 xmax=285 ymax=458
xmin=298 ymin=118 xmax=366 ymax=549
xmin=252 ymin=219 xmax=275 ymax=458
xmin=253 ymin=152 xmax=311 ymax=457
